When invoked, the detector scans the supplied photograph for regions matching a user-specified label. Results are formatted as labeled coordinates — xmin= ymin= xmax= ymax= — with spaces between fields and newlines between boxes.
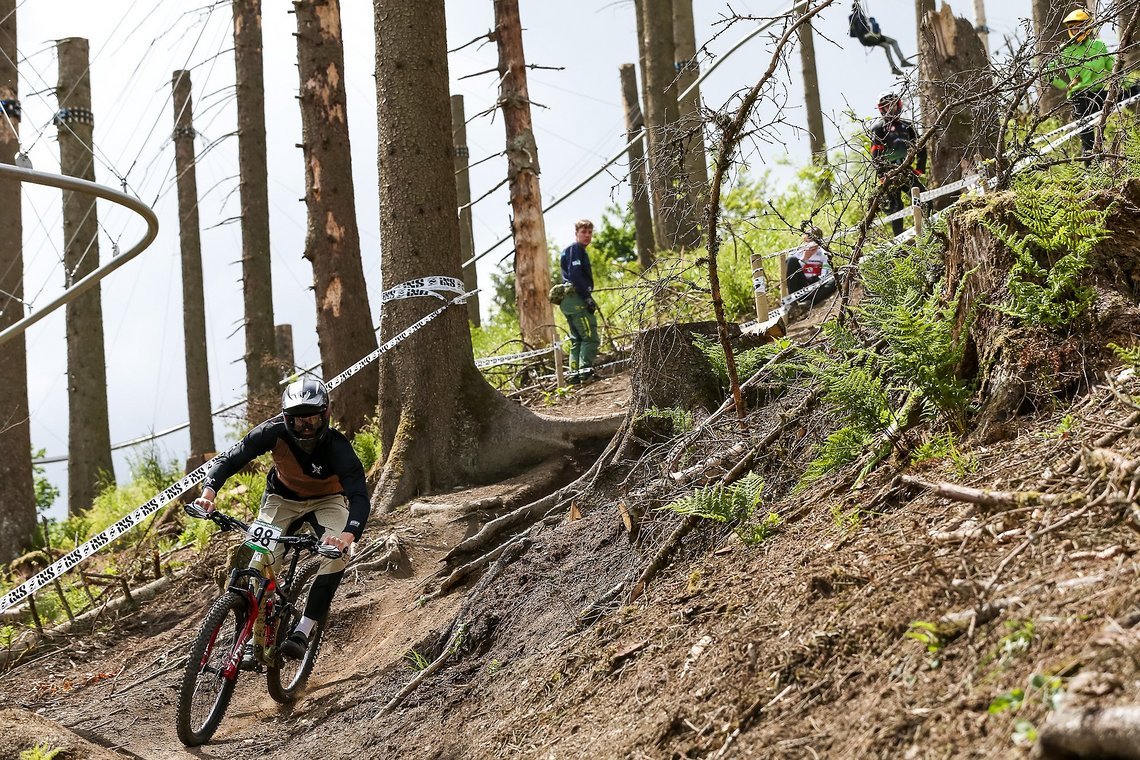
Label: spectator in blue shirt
xmin=559 ymin=219 xmax=600 ymax=383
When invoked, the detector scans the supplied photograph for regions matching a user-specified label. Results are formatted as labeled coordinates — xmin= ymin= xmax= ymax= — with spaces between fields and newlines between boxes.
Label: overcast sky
xmin=7 ymin=0 xmax=1050 ymax=516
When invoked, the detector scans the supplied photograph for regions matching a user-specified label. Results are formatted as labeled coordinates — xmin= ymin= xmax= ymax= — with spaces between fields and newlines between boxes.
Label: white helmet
xmin=877 ymin=89 xmax=903 ymax=116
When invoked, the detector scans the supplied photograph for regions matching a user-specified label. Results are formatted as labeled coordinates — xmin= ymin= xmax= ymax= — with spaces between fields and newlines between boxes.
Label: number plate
xmin=244 ymin=520 xmax=283 ymax=554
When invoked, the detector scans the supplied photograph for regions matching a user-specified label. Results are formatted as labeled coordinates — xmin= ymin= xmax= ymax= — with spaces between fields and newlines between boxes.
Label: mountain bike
xmin=175 ymin=504 xmax=342 ymax=746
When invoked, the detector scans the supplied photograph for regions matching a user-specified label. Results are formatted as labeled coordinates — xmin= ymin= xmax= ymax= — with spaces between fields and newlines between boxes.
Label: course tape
xmin=474 ymin=346 xmax=555 ymax=369
xmin=0 ymin=280 xmax=474 ymax=613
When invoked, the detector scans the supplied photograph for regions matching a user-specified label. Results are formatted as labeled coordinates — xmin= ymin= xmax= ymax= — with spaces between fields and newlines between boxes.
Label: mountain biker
xmin=194 ymin=377 xmax=369 ymax=659
xmin=849 ymin=1 xmax=914 ymax=76
xmin=1050 ymin=8 xmax=1120 ymax=156
xmin=869 ymin=90 xmax=927 ymax=236
xmin=785 ymin=226 xmax=836 ymax=321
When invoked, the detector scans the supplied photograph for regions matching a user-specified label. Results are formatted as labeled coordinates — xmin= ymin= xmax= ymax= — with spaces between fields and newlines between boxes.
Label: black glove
xmin=585 ymin=297 xmax=597 ymax=314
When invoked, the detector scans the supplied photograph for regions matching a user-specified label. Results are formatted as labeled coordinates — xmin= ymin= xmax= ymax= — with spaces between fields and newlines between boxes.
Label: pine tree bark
xmin=233 ymin=0 xmax=278 ymax=422
xmin=1121 ymin=3 xmax=1140 ymax=74
xmin=0 ymin=0 xmax=36 ymax=562
xmin=57 ymin=38 xmax=114 ymax=516
xmin=916 ymin=0 xmax=937 ymax=129
xmin=171 ymin=70 xmax=216 ymax=462
xmin=370 ymin=0 xmax=621 ymax=512
xmin=797 ymin=14 xmax=828 ymax=167
xmin=973 ymin=0 xmax=989 ymax=58
xmin=619 ymin=64 xmax=656 ymax=269
xmin=920 ymin=4 xmax=999 ymax=189
xmin=294 ymin=0 xmax=377 ymax=435
xmin=638 ymin=0 xmax=700 ymax=250
xmin=451 ymin=95 xmax=480 ymax=326
xmin=494 ymin=0 xmax=554 ymax=347
xmin=1033 ymin=0 xmax=1068 ymax=116
xmin=672 ymin=0 xmax=708 ymax=218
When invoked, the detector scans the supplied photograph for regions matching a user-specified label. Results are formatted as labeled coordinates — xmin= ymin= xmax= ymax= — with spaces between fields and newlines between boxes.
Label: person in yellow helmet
xmin=1050 ymin=8 xmax=1117 ymax=154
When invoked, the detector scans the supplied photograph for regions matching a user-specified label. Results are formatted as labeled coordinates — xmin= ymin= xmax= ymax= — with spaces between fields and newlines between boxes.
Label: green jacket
xmin=1051 ymin=38 xmax=1114 ymax=95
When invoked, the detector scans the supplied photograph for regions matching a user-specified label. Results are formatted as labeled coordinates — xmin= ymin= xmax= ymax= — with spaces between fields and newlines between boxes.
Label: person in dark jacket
xmin=849 ymin=1 xmax=914 ymax=76
xmin=559 ymin=219 xmax=600 ymax=383
xmin=195 ymin=377 xmax=368 ymax=659
xmin=869 ymin=90 xmax=927 ymax=236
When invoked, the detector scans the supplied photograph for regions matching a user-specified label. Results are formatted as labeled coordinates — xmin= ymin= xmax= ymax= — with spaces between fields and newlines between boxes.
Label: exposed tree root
xmin=380 ymin=538 xmax=531 ymax=714
xmin=351 ymin=533 xmax=407 ymax=574
xmin=1039 ymin=705 xmax=1140 ymax=760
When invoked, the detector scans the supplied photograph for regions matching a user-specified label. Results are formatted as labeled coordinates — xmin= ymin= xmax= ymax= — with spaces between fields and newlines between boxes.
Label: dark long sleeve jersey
xmin=869 ymin=117 xmax=927 ymax=174
xmin=560 ymin=242 xmax=594 ymax=300
xmin=204 ymin=416 xmax=370 ymax=539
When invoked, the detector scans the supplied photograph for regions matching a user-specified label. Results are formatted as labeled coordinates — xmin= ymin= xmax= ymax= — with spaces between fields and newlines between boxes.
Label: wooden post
xmin=451 ymin=95 xmax=480 ymax=326
xmin=274 ymin=324 xmax=294 ymax=377
xmin=618 ymin=64 xmax=656 ymax=269
xmin=172 ymin=70 xmax=216 ymax=459
xmin=57 ymin=37 xmax=115 ymax=517
xmin=778 ymin=251 xmax=789 ymax=299
xmin=233 ymin=0 xmax=278 ymax=422
xmin=553 ymin=343 xmax=565 ymax=388
xmin=749 ymin=252 xmax=769 ymax=322
xmin=494 ymin=0 xmax=555 ymax=347
xmin=911 ymin=187 xmax=924 ymax=236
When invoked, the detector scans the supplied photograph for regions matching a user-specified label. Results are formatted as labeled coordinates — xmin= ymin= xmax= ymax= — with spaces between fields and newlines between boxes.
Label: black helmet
xmin=281 ymin=377 xmax=331 ymax=454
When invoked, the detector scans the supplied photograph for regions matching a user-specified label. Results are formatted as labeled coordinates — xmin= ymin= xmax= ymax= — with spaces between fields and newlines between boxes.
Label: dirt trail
xmin=0 ymin=375 xmax=629 ymax=759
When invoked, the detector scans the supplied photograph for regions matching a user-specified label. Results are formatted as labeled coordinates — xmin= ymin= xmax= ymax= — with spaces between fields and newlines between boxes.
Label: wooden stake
xmin=911 ymin=186 xmax=924 ymax=236
xmin=749 ymin=252 xmax=770 ymax=322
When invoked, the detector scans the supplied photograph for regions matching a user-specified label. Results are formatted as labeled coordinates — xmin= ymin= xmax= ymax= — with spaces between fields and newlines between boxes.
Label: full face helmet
xmin=281 ymin=377 xmax=331 ymax=454
xmin=877 ymin=89 xmax=903 ymax=117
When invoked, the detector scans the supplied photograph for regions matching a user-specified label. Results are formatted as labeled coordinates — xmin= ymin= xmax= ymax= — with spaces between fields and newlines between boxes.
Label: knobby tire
xmin=176 ymin=591 xmax=247 ymax=746
xmin=266 ymin=557 xmax=326 ymax=703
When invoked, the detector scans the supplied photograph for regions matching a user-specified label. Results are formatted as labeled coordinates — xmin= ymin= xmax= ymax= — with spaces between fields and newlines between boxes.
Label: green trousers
xmin=560 ymin=291 xmax=599 ymax=371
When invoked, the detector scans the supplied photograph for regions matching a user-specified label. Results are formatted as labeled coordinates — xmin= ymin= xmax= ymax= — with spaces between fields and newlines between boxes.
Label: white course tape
xmin=474 ymin=346 xmax=555 ymax=369
xmin=0 ymin=280 xmax=475 ymax=613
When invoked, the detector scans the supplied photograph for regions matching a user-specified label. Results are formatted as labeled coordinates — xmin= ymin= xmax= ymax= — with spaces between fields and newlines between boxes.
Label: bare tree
xmin=673 ymin=0 xmax=709 ymax=203
xmin=619 ymin=63 xmax=656 ymax=269
xmin=973 ymin=0 xmax=990 ymax=58
xmin=451 ymin=95 xmax=480 ymax=326
xmin=0 ymin=0 xmax=36 ymax=562
xmin=370 ymin=0 xmax=619 ymax=510
xmin=233 ymin=0 xmax=278 ymax=421
xmin=1033 ymin=0 xmax=1068 ymax=115
xmin=57 ymin=37 xmax=114 ymax=516
xmin=171 ymin=70 xmax=216 ymax=465
xmin=294 ymin=0 xmax=378 ymax=434
xmin=494 ymin=0 xmax=555 ymax=347
xmin=797 ymin=13 xmax=828 ymax=167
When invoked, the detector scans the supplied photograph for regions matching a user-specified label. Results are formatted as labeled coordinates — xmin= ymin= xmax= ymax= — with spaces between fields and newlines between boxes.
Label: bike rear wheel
xmin=176 ymin=591 xmax=247 ymax=746
xmin=266 ymin=558 xmax=326 ymax=703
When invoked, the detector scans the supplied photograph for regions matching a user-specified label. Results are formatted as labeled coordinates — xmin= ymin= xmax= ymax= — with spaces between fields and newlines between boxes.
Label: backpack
xmin=848 ymin=7 xmax=871 ymax=38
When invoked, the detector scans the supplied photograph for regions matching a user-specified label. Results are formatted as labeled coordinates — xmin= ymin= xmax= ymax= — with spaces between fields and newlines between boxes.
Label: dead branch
xmin=899 ymin=474 xmax=1087 ymax=512
xmin=1039 ymin=705 xmax=1140 ymax=760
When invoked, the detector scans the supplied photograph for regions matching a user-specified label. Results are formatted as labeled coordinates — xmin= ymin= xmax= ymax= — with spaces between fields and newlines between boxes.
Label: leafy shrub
xmin=352 ymin=425 xmax=382 ymax=471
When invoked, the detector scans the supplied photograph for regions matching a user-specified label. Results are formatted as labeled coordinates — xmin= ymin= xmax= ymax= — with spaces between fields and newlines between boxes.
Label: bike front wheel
xmin=176 ymin=591 xmax=247 ymax=746
xmin=266 ymin=558 xmax=326 ymax=703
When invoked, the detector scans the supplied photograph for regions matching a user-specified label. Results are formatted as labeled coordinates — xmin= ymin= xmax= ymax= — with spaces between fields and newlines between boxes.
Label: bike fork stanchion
xmin=912 ymin=186 xmax=924 ymax=236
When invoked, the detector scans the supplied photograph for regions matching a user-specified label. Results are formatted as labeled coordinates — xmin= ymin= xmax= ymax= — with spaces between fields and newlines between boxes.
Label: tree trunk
xmin=233 ymin=0 xmax=278 ymax=422
xmin=1033 ymin=0 xmax=1068 ymax=116
xmin=370 ymin=0 xmax=621 ymax=511
xmin=57 ymin=38 xmax=114 ymax=517
xmin=275 ymin=324 xmax=294 ymax=372
xmin=973 ymin=0 xmax=989 ymax=58
xmin=494 ymin=0 xmax=554 ymax=347
xmin=672 ymin=0 xmax=708 ymax=220
xmin=171 ymin=70 xmax=216 ymax=461
xmin=797 ymin=14 xmax=828 ymax=167
xmin=294 ymin=0 xmax=378 ymax=435
xmin=619 ymin=63 xmax=656 ymax=269
xmin=451 ymin=94 xmax=480 ymax=326
xmin=1121 ymin=3 xmax=1140 ymax=74
xmin=639 ymin=0 xmax=700 ymax=250
xmin=0 ymin=0 xmax=36 ymax=562
xmin=921 ymin=4 xmax=999 ymax=188
xmin=916 ymin=0 xmax=937 ymax=129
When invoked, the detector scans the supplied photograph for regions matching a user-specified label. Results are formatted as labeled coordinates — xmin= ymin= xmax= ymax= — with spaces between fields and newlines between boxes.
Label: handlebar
xmin=184 ymin=503 xmax=343 ymax=559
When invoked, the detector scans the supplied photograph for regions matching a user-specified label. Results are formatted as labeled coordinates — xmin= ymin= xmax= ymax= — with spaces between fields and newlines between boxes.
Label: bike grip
xmin=317 ymin=545 xmax=343 ymax=560
xmin=184 ymin=503 xmax=208 ymax=519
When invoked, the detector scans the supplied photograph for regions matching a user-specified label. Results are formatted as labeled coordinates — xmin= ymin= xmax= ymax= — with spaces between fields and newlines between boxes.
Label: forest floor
xmin=3 ymin=295 xmax=1140 ymax=759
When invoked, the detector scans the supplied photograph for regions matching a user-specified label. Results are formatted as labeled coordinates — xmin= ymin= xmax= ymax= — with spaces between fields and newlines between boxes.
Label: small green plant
xmin=659 ymin=473 xmax=767 ymax=544
xmin=20 ymin=743 xmax=64 ymax=760
xmin=404 ymin=649 xmax=431 ymax=672
xmin=1109 ymin=342 xmax=1140 ymax=372
xmin=487 ymin=658 xmax=504 ymax=675
xmin=829 ymin=502 xmax=862 ymax=533
xmin=910 ymin=432 xmax=978 ymax=477
xmin=541 ymin=386 xmax=574 ymax=406
xmin=639 ymin=407 xmax=695 ymax=434
xmin=905 ymin=621 xmax=945 ymax=668
xmin=737 ymin=511 xmax=782 ymax=545
xmin=32 ymin=448 xmax=60 ymax=514
xmin=988 ymin=687 xmax=1025 ymax=714
xmin=0 ymin=624 xmax=15 ymax=648
xmin=351 ymin=424 xmax=382 ymax=471
xmin=1012 ymin=719 xmax=1038 ymax=747
xmin=997 ymin=620 xmax=1035 ymax=662
xmin=1040 ymin=414 xmax=1076 ymax=440
xmin=988 ymin=673 xmax=1064 ymax=749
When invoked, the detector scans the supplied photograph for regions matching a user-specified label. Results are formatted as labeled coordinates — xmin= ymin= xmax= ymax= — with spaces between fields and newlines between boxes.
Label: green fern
xmin=639 ymin=407 xmax=695 ymax=434
xmin=660 ymin=472 xmax=773 ymax=543
xmin=981 ymin=167 xmax=1110 ymax=327
xmin=1109 ymin=342 xmax=1140 ymax=371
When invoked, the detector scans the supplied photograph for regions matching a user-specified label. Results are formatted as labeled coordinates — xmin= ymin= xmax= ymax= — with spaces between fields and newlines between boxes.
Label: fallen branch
xmin=899 ymin=474 xmax=1086 ymax=512
xmin=1039 ymin=704 xmax=1140 ymax=760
